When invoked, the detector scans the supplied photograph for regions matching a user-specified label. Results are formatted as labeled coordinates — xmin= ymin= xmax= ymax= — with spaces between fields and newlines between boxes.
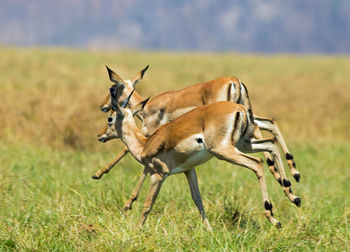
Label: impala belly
xmin=169 ymin=134 xmax=212 ymax=175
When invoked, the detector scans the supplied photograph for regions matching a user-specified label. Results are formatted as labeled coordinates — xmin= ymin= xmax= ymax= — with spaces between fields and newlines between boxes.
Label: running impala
xmin=94 ymin=66 xmax=300 ymax=186
xmin=93 ymin=66 xmax=300 ymax=210
xmin=108 ymin=88 xmax=301 ymax=229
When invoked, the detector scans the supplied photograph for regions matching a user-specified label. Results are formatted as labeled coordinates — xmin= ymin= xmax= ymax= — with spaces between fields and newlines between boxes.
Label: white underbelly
xmin=170 ymin=149 xmax=212 ymax=175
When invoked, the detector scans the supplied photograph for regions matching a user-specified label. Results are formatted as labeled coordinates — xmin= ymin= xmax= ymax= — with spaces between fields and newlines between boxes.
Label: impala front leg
xmin=184 ymin=168 xmax=212 ymax=231
xmin=124 ymin=158 xmax=167 ymax=211
xmin=92 ymin=147 xmax=129 ymax=179
xmin=139 ymin=172 xmax=166 ymax=227
xmin=123 ymin=168 xmax=148 ymax=211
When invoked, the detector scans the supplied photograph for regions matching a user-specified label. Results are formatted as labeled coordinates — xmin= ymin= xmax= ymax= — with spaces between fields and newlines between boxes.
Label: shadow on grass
xmin=77 ymin=224 xmax=97 ymax=240
xmin=221 ymin=196 xmax=261 ymax=231
xmin=0 ymin=239 xmax=16 ymax=251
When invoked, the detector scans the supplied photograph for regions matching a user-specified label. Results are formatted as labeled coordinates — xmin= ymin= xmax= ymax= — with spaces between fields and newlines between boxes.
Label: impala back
xmin=141 ymin=76 xmax=242 ymax=136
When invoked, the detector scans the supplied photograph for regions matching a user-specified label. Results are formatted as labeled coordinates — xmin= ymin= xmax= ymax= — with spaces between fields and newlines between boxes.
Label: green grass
xmin=1 ymin=141 xmax=349 ymax=251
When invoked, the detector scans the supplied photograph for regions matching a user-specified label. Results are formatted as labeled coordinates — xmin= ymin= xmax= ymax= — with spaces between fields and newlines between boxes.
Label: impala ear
xmin=133 ymin=97 xmax=150 ymax=117
xmin=106 ymin=65 xmax=124 ymax=85
xmin=131 ymin=65 xmax=149 ymax=87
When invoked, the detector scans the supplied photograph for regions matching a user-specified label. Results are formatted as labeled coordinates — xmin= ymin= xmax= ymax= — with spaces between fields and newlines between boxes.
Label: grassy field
xmin=0 ymin=47 xmax=349 ymax=251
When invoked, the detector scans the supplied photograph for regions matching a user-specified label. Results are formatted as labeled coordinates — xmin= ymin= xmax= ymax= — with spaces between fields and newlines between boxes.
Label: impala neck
xmin=116 ymin=113 xmax=147 ymax=163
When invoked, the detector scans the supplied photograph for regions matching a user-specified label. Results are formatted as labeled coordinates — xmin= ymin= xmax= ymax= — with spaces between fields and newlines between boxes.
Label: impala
xmin=108 ymin=88 xmax=301 ymax=229
xmin=95 ymin=112 xmax=130 ymax=180
xmin=93 ymin=66 xmax=300 ymax=210
xmin=93 ymin=65 xmax=148 ymax=180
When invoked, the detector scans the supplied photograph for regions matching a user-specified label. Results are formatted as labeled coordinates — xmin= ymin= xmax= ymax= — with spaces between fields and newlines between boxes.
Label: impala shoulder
xmin=142 ymin=128 xmax=169 ymax=157
xmin=141 ymin=140 xmax=167 ymax=162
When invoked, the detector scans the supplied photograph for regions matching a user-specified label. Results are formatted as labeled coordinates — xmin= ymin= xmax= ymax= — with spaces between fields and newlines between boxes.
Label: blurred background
xmin=1 ymin=0 xmax=350 ymax=53
xmin=0 ymin=0 xmax=349 ymax=150
xmin=1 ymin=0 xmax=349 ymax=151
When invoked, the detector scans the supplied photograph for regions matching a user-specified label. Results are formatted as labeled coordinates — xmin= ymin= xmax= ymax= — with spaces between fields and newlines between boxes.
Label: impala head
xmin=97 ymin=112 xmax=119 ymax=142
xmin=100 ymin=65 xmax=149 ymax=112
xmin=110 ymin=87 xmax=149 ymax=128
xmin=110 ymin=88 xmax=135 ymax=121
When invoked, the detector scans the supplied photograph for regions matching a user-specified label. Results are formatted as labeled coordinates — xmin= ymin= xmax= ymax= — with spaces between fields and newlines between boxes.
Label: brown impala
xmin=94 ymin=66 xmax=300 ymax=211
xmin=107 ymin=88 xmax=301 ymax=229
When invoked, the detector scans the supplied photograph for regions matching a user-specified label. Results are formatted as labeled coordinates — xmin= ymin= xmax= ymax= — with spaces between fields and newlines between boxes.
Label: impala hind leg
xmin=242 ymin=138 xmax=301 ymax=207
xmin=123 ymin=168 xmax=148 ymax=211
xmin=92 ymin=147 xmax=129 ymax=179
xmin=254 ymin=116 xmax=301 ymax=182
xmin=139 ymin=172 xmax=166 ymax=227
xmin=254 ymin=127 xmax=282 ymax=186
xmin=184 ymin=168 xmax=212 ymax=231
xmin=210 ymin=147 xmax=281 ymax=227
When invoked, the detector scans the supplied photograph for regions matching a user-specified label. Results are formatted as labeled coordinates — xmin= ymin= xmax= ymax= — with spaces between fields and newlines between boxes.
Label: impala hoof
xmin=275 ymin=222 xmax=282 ymax=229
xmin=293 ymin=173 xmax=301 ymax=182
xmin=92 ymin=175 xmax=101 ymax=180
xmin=123 ymin=206 xmax=131 ymax=211
xmin=293 ymin=197 xmax=301 ymax=207
xmin=277 ymin=178 xmax=282 ymax=186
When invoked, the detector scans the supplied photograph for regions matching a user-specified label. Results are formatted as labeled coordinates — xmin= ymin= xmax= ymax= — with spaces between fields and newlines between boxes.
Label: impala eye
xmin=108 ymin=117 xmax=113 ymax=123
xmin=196 ymin=138 xmax=203 ymax=144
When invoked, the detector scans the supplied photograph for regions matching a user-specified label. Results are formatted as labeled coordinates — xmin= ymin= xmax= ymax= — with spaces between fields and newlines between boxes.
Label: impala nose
xmin=98 ymin=135 xmax=106 ymax=143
